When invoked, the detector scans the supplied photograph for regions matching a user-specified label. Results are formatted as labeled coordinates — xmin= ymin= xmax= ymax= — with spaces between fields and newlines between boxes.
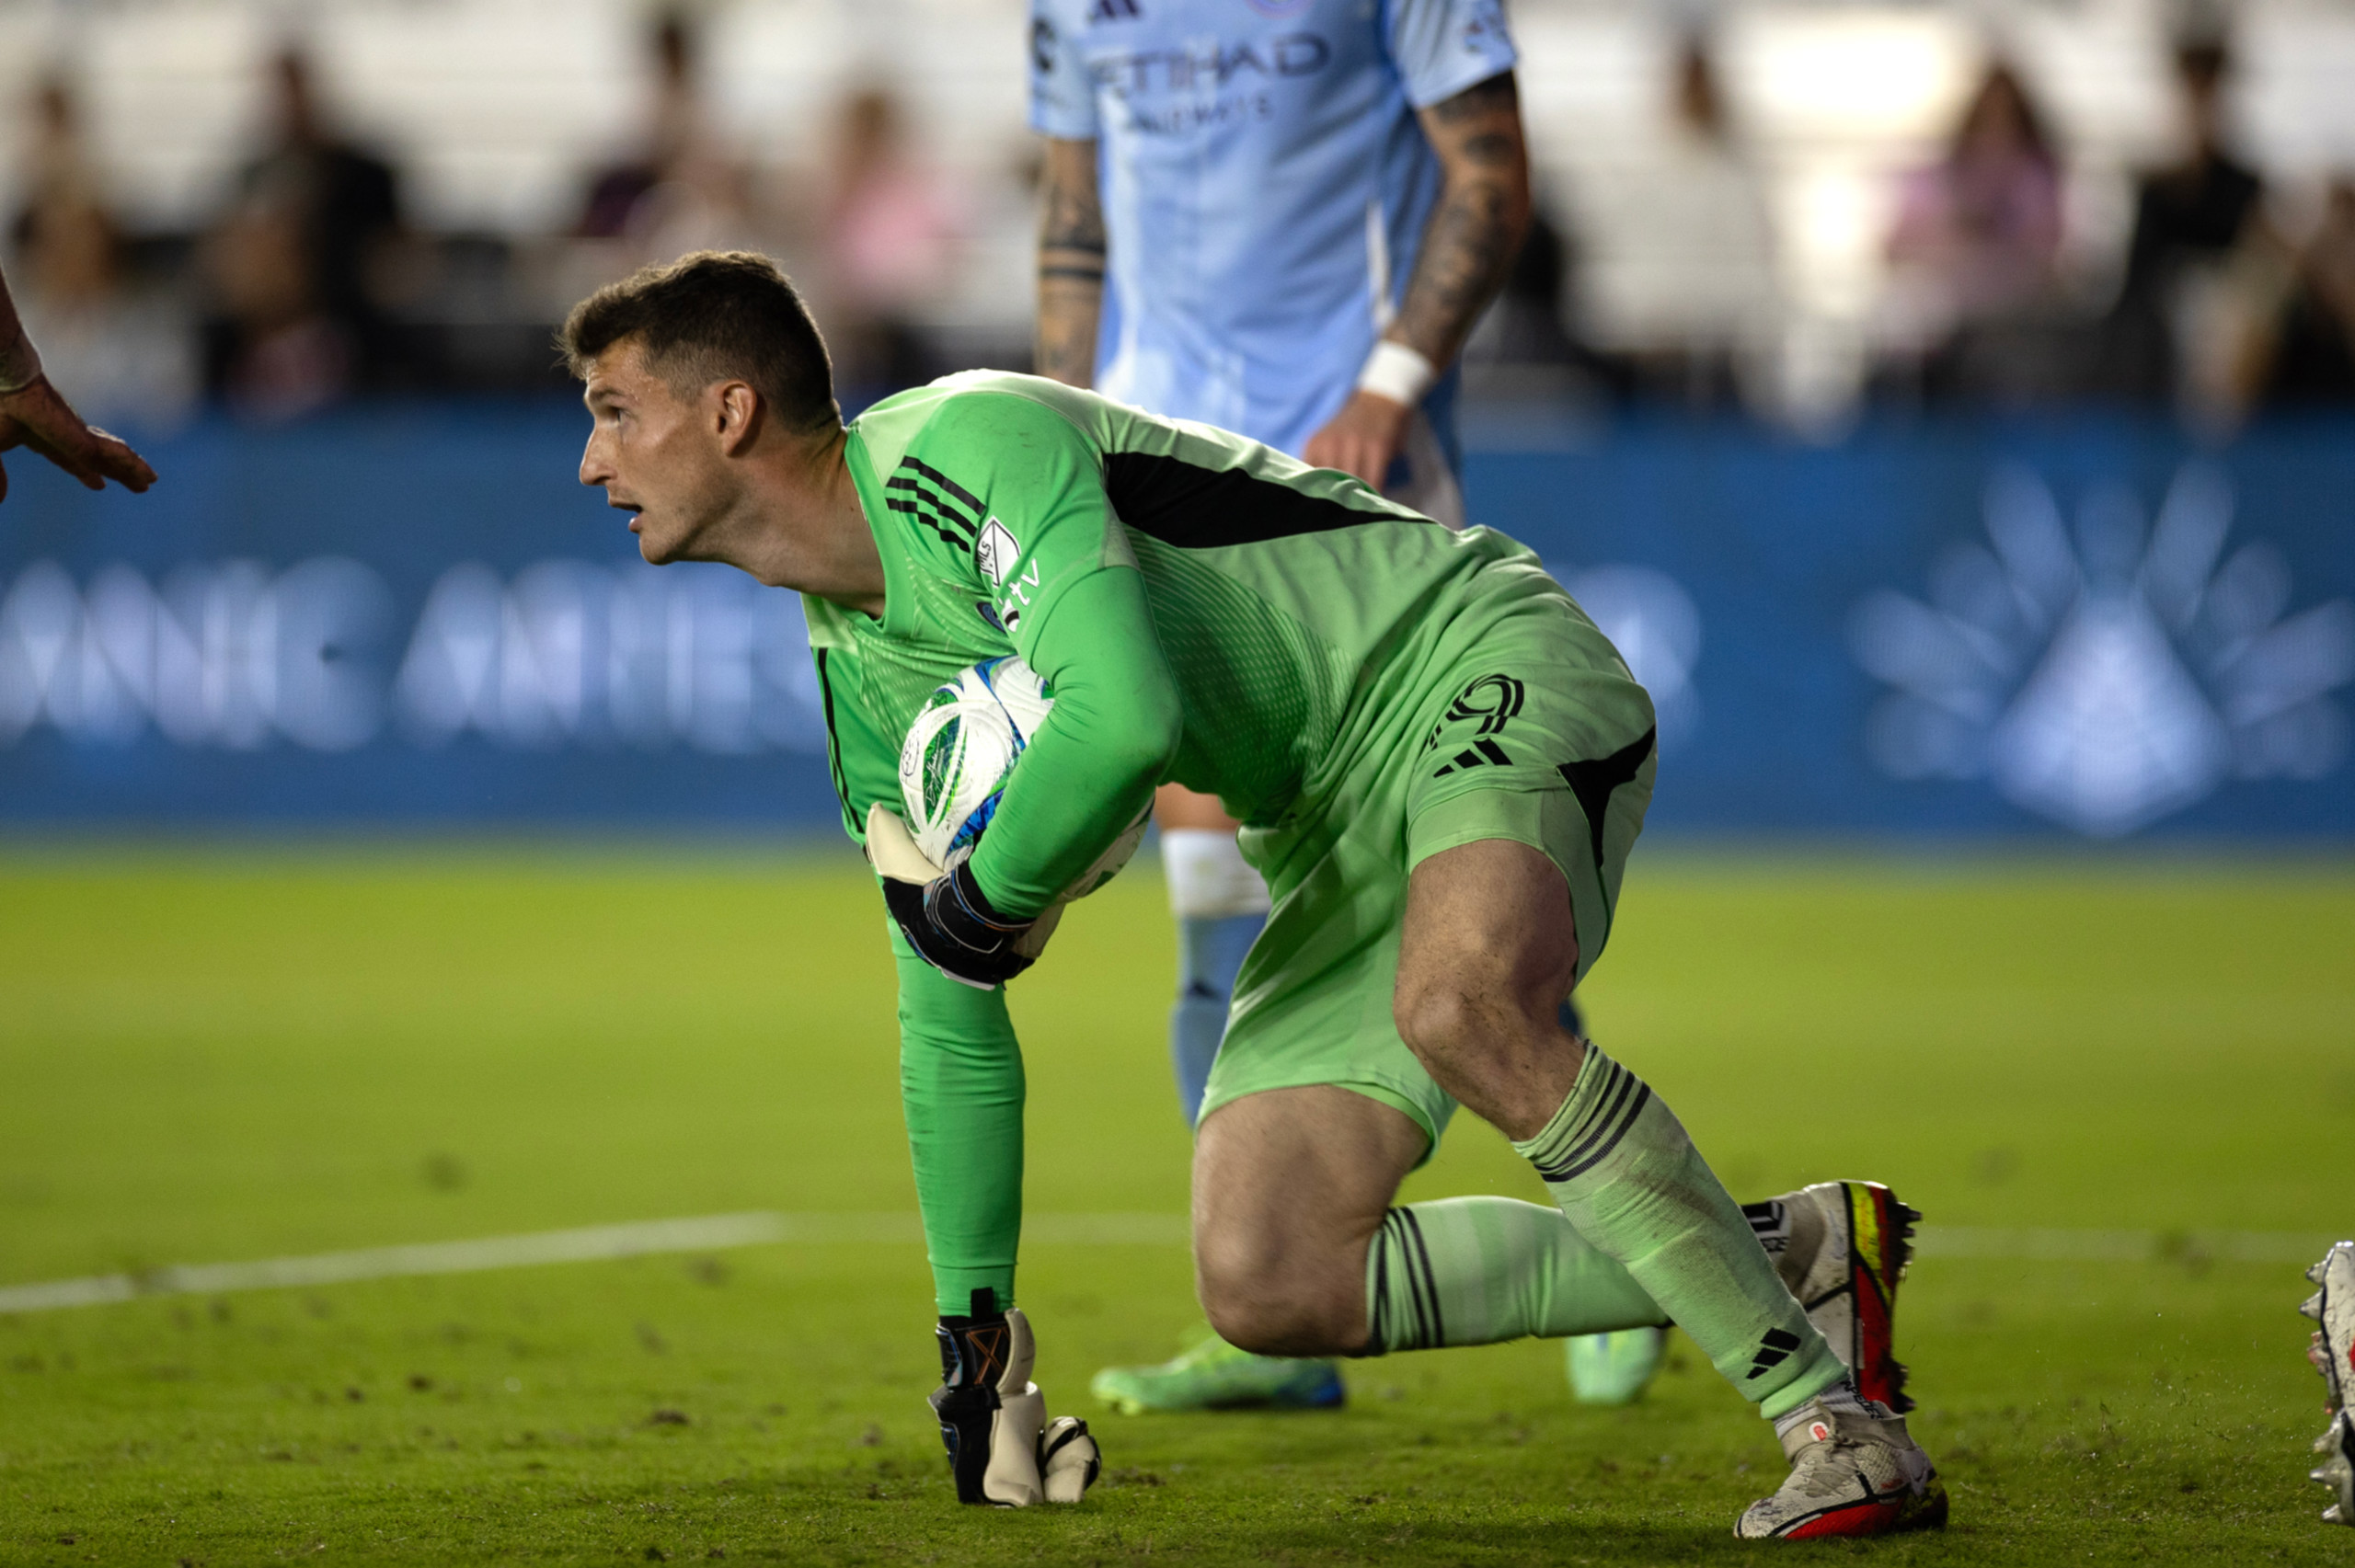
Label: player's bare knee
xmin=1189 ymin=1087 xmax=1417 ymax=1354
xmin=1193 ymin=1216 xmax=1368 ymax=1356
xmin=1198 ymin=1282 xmax=1292 ymax=1356
xmin=1394 ymin=972 xmax=1476 ymax=1063
xmin=1198 ymin=1261 xmax=1360 ymax=1357
xmin=1395 ymin=967 xmax=1532 ymax=1066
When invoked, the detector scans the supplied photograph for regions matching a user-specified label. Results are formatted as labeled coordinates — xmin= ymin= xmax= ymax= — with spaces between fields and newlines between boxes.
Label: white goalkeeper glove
xmin=928 ymin=1297 xmax=1102 ymax=1506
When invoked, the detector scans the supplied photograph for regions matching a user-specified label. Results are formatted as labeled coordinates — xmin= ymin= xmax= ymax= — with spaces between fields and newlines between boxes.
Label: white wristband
xmin=1355 ymin=339 xmax=1435 ymax=407
xmin=0 ymin=326 xmax=41 ymax=396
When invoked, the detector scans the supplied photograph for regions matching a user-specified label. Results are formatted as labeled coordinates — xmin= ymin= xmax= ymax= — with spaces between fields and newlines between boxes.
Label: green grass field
xmin=1 ymin=846 xmax=2349 ymax=1564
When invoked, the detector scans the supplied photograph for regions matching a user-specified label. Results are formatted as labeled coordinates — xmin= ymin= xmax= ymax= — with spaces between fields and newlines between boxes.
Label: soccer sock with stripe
xmin=1510 ymin=1046 xmax=1846 ymax=1420
xmin=1361 ymin=1196 xmax=1671 ymax=1353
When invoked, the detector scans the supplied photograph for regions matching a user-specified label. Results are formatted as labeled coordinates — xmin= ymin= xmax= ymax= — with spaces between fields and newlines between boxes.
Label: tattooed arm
xmin=1303 ymin=71 xmax=1531 ymax=486
xmin=1035 ymin=138 xmax=1107 ymax=389
xmin=1395 ymin=73 xmax=1534 ymax=375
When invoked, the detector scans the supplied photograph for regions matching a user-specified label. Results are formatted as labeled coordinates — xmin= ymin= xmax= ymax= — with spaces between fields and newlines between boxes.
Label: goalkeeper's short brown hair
xmin=560 ymin=250 xmax=841 ymax=435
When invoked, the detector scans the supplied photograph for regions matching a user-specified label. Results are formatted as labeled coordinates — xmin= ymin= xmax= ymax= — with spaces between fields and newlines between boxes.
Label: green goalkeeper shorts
xmin=1200 ymin=580 xmax=1658 ymax=1150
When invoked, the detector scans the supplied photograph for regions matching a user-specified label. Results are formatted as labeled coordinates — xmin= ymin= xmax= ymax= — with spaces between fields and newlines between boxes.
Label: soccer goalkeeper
xmin=565 ymin=249 xmax=1947 ymax=1539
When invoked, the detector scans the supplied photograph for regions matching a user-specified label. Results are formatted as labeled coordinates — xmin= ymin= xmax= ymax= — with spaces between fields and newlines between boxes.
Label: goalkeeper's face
xmin=578 ymin=338 xmax=740 ymax=567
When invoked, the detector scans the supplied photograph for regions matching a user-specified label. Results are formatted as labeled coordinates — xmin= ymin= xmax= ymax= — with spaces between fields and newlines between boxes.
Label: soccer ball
xmin=901 ymin=657 xmax=1053 ymax=866
xmin=897 ymin=657 xmax=1143 ymax=899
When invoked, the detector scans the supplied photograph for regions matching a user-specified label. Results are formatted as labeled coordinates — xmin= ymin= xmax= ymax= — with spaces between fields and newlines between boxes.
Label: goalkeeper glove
xmin=867 ymin=805 xmax=1058 ymax=990
xmin=930 ymin=1291 xmax=1102 ymax=1506
xmin=882 ymin=858 xmax=1037 ymax=990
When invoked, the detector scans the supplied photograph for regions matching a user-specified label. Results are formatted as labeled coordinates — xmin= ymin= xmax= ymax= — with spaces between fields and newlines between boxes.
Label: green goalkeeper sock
xmin=1511 ymin=1046 xmax=1844 ymax=1420
xmin=1361 ymin=1196 xmax=1670 ymax=1354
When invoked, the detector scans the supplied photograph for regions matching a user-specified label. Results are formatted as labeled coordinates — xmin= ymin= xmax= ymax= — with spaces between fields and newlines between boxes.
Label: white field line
xmin=0 ymin=1210 xmax=1186 ymax=1316
xmin=0 ymin=1214 xmax=2334 ymax=1316
xmin=1912 ymin=1226 xmax=2342 ymax=1265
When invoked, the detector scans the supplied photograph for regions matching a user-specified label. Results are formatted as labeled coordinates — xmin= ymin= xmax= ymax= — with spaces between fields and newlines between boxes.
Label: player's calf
xmin=1395 ymin=840 xmax=1952 ymax=1534
xmin=930 ymin=1294 xmax=1101 ymax=1506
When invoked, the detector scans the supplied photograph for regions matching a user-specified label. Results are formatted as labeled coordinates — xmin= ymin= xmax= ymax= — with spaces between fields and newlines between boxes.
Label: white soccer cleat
xmin=2303 ymin=1242 xmax=2355 ymax=1525
xmin=1571 ymin=1180 xmax=1921 ymax=1413
xmin=2314 ymin=1412 xmax=2355 ymax=1527
xmin=1734 ymin=1393 xmax=1948 ymax=1539
xmin=2303 ymin=1242 xmax=2355 ymax=1412
xmin=1748 ymin=1181 xmax=1921 ymax=1413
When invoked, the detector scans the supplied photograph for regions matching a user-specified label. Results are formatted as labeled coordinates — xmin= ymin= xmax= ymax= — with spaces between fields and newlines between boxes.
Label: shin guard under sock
xmin=1511 ymin=1047 xmax=1845 ymax=1419
xmin=1361 ymin=1196 xmax=1671 ymax=1354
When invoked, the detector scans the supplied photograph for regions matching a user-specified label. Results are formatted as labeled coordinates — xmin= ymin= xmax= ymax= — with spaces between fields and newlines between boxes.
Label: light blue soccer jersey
xmin=1028 ymin=0 xmax=1516 ymax=464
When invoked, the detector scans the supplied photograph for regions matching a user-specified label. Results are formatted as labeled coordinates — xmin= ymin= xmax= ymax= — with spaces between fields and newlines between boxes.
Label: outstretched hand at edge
xmin=0 ymin=376 xmax=158 ymax=506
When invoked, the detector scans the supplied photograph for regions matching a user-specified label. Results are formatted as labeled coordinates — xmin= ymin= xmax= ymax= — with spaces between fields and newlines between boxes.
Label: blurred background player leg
xmin=1156 ymin=788 xmax=1269 ymax=1130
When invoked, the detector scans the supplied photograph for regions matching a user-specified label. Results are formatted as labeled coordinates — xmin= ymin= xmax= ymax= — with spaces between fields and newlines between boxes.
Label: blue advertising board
xmin=1474 ymin=414 xmax=2354 ymax=841
xmin=3 ymin=404 xmax=2349 ymax=839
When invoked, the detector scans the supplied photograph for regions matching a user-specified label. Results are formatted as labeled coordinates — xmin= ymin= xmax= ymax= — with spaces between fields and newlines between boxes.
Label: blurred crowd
xmin=1483 ymin=22 xmax=2355 ymax=426
xmin=1871 ymin=35 xmax=2355 ymax=418
xmin=8 ymin=16 xmax=969 ymax=425
xmin=9 ymin=8 xmax=2355 ymax=430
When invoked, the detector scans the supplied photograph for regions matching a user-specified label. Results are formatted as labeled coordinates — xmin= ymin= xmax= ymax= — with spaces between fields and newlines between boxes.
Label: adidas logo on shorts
xmin=1431 ymin=738 xmax=1513 ymax=778
xmin=1426 ymin=673 xmax=1525 ymax=778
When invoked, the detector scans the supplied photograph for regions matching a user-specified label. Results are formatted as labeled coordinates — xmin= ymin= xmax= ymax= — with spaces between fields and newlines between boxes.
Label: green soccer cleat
xmin=1566 ymin=1326 xmax=1666 ymax=1406
xmin=1090 ymin=1333 xmax=1345 ymax=1413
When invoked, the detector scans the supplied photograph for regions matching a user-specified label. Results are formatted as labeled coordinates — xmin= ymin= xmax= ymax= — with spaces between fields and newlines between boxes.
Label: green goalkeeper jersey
xmin=810 ymin=370 xmax=1597 ymax=1314
xmin=809 ymin=370 xmax=1565 ymax=917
